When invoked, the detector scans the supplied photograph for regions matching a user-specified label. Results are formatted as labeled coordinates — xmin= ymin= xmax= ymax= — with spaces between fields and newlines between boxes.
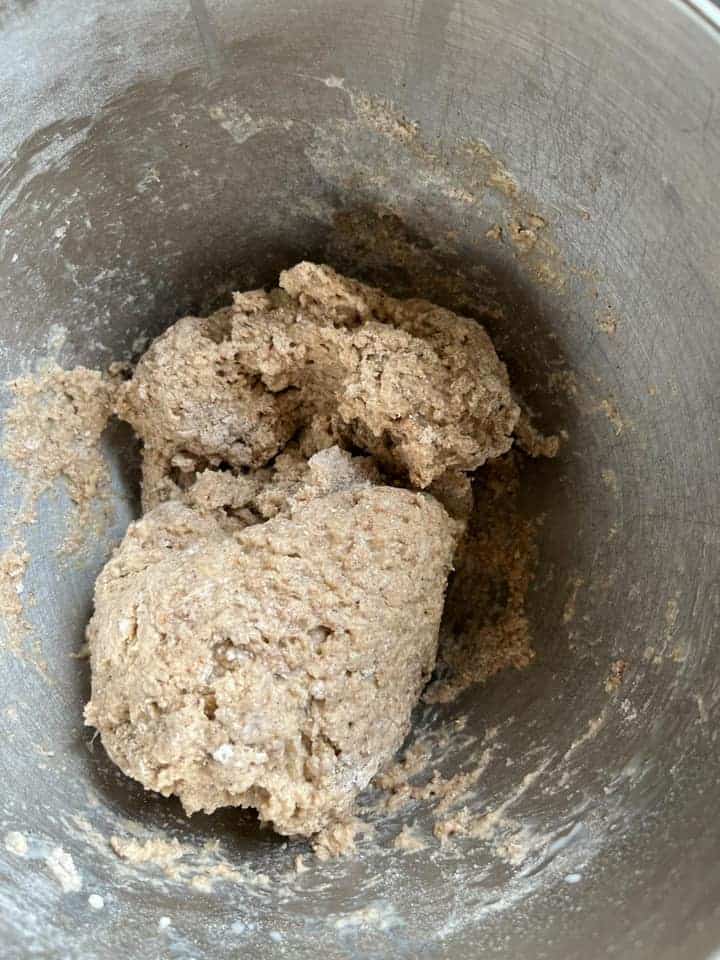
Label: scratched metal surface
xmin=0 ymin=1 xmax=719 ymax=958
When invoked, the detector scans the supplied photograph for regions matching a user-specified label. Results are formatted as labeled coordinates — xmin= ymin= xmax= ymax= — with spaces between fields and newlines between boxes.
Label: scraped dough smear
xmin=85 ymin=263 xmax=521 ymax=843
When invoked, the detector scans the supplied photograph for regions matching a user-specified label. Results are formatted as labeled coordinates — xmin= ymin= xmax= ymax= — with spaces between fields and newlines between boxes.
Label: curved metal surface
xmin=0 ymin=1 xmax=719 ymax=958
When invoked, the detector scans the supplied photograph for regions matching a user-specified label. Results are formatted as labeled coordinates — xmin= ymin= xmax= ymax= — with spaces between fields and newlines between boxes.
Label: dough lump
xmin=117 ymin=262 xmax=519 ymax=507
xmin=87 ymin=262 xmax=521 ymax=842
xmin=114 ymin=308 xmax=301 ymax=511
xmin=85 ymin=462 xmax=456 ymax=836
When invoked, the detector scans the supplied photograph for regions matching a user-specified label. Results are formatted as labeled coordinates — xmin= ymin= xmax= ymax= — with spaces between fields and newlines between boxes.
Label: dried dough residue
xmin=562 ymin=577 xmax=585 ymax=625
xmin=426 ymin=453 xmax=539 ymax=704
xmin=599 ymin=398 xmax=624 ymax=436
xmin=2 ymin=363 xmax=116 ymax=540
xmin=371 ymin=726 xmax=499 ymax=844
xmin=107 ymin=831 xmax=271 ymax=889
xmin=0 ymin=365 xmax=117 ymax=656
xmin=0 ymin=543 xmax=31 ymax=646
xmin=515 ymin=411 xmax=561 ymax=459
xmin=312 ymin=817 xmax=366 ymax=861
xmin=605 ymin=659 xmax=627 ymax=693
xmin=432 ymin=761 xmax=550 ymax=851
xmin=351 ymin=92 xmax=420 ymax=145
xmin=393 ymin=825 xmax=426 ymax=852
xmin=597 ymin=314 xmax=618 ymax=335
xmin=375 ymin=754 xmax=491 ymax=817
xmin=46 ymin=846 xmax=83 ymax=893
xmin=110 ymin=835 xmax=186 ymax=866
xmin=4 ymin=831 xmax=28 ymax=856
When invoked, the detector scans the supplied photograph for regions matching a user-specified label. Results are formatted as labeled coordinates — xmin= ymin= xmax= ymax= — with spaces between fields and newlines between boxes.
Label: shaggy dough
xmin=85 ymin=457 xmax=457 ymax=836
xmin=87 ymin=262 xmax=520 ymax=842
xmin=117 ymin=261 xmax=519 ymax=508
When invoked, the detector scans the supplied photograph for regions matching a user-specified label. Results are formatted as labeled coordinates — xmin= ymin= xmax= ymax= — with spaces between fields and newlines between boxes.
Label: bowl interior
xmin=1 ymin=2 xmax=720 ymax=958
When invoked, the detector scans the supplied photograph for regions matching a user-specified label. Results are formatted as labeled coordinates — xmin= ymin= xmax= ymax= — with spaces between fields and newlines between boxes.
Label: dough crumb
xmin=46 ymin=846 xmax=82 ymax=892
xmin=109 ymin=835 xmax=185 ymax=865
xmin=4 ymin=831 xmax=28 ymax=856
xmin=508 ymin=218 xmax=541 ymax=253
xmin=312 ymin=817 xmax=362 ymax=860
xmin=433 ymin=810 xmax=471 ymax=844
xmin=597 ymin=314 xmax=618 ymax=335
xmin=393 ymin=825 xmax=426 ymax=852
xmin=600 ymin=398 xmax=624 ymax=435
xmin=605 ymin=658 xmax=627 ymax=693
xmin=514 ymin=411 xmax=560 ymax=459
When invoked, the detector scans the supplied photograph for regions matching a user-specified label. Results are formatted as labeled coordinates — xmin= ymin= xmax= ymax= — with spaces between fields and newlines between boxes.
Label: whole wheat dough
xmin=85 ymin=460 xmax=457 ymax=835
xmin=87 ymin=262 xmax=521 ymax=842
xmin=117 ymin=261 xmax=519 ymax=508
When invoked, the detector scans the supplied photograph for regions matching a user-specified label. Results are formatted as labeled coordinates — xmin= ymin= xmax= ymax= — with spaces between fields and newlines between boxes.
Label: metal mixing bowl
xmin=1 ymin=1 xmax=719 ymax=957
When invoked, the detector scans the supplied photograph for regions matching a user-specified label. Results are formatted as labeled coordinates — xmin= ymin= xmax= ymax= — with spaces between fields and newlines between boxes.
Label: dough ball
xmin=85 ymin=484 xmax=456 ymax=837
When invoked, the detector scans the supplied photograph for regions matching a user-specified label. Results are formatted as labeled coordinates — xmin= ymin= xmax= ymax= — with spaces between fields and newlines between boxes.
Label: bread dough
xmin=117 ymin=261 xmax=518 ymax=508
xmin=114 ymin=307 xmax=302 ymax=511
xmin=87 ymin=262 xmax=520 ymax=842
xmin=85 ymin=454 xmax=457 ymax=836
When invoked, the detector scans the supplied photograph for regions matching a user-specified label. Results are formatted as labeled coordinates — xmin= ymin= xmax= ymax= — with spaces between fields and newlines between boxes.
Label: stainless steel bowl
xmin=1 ymin=1 xmax=719 ymax=957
